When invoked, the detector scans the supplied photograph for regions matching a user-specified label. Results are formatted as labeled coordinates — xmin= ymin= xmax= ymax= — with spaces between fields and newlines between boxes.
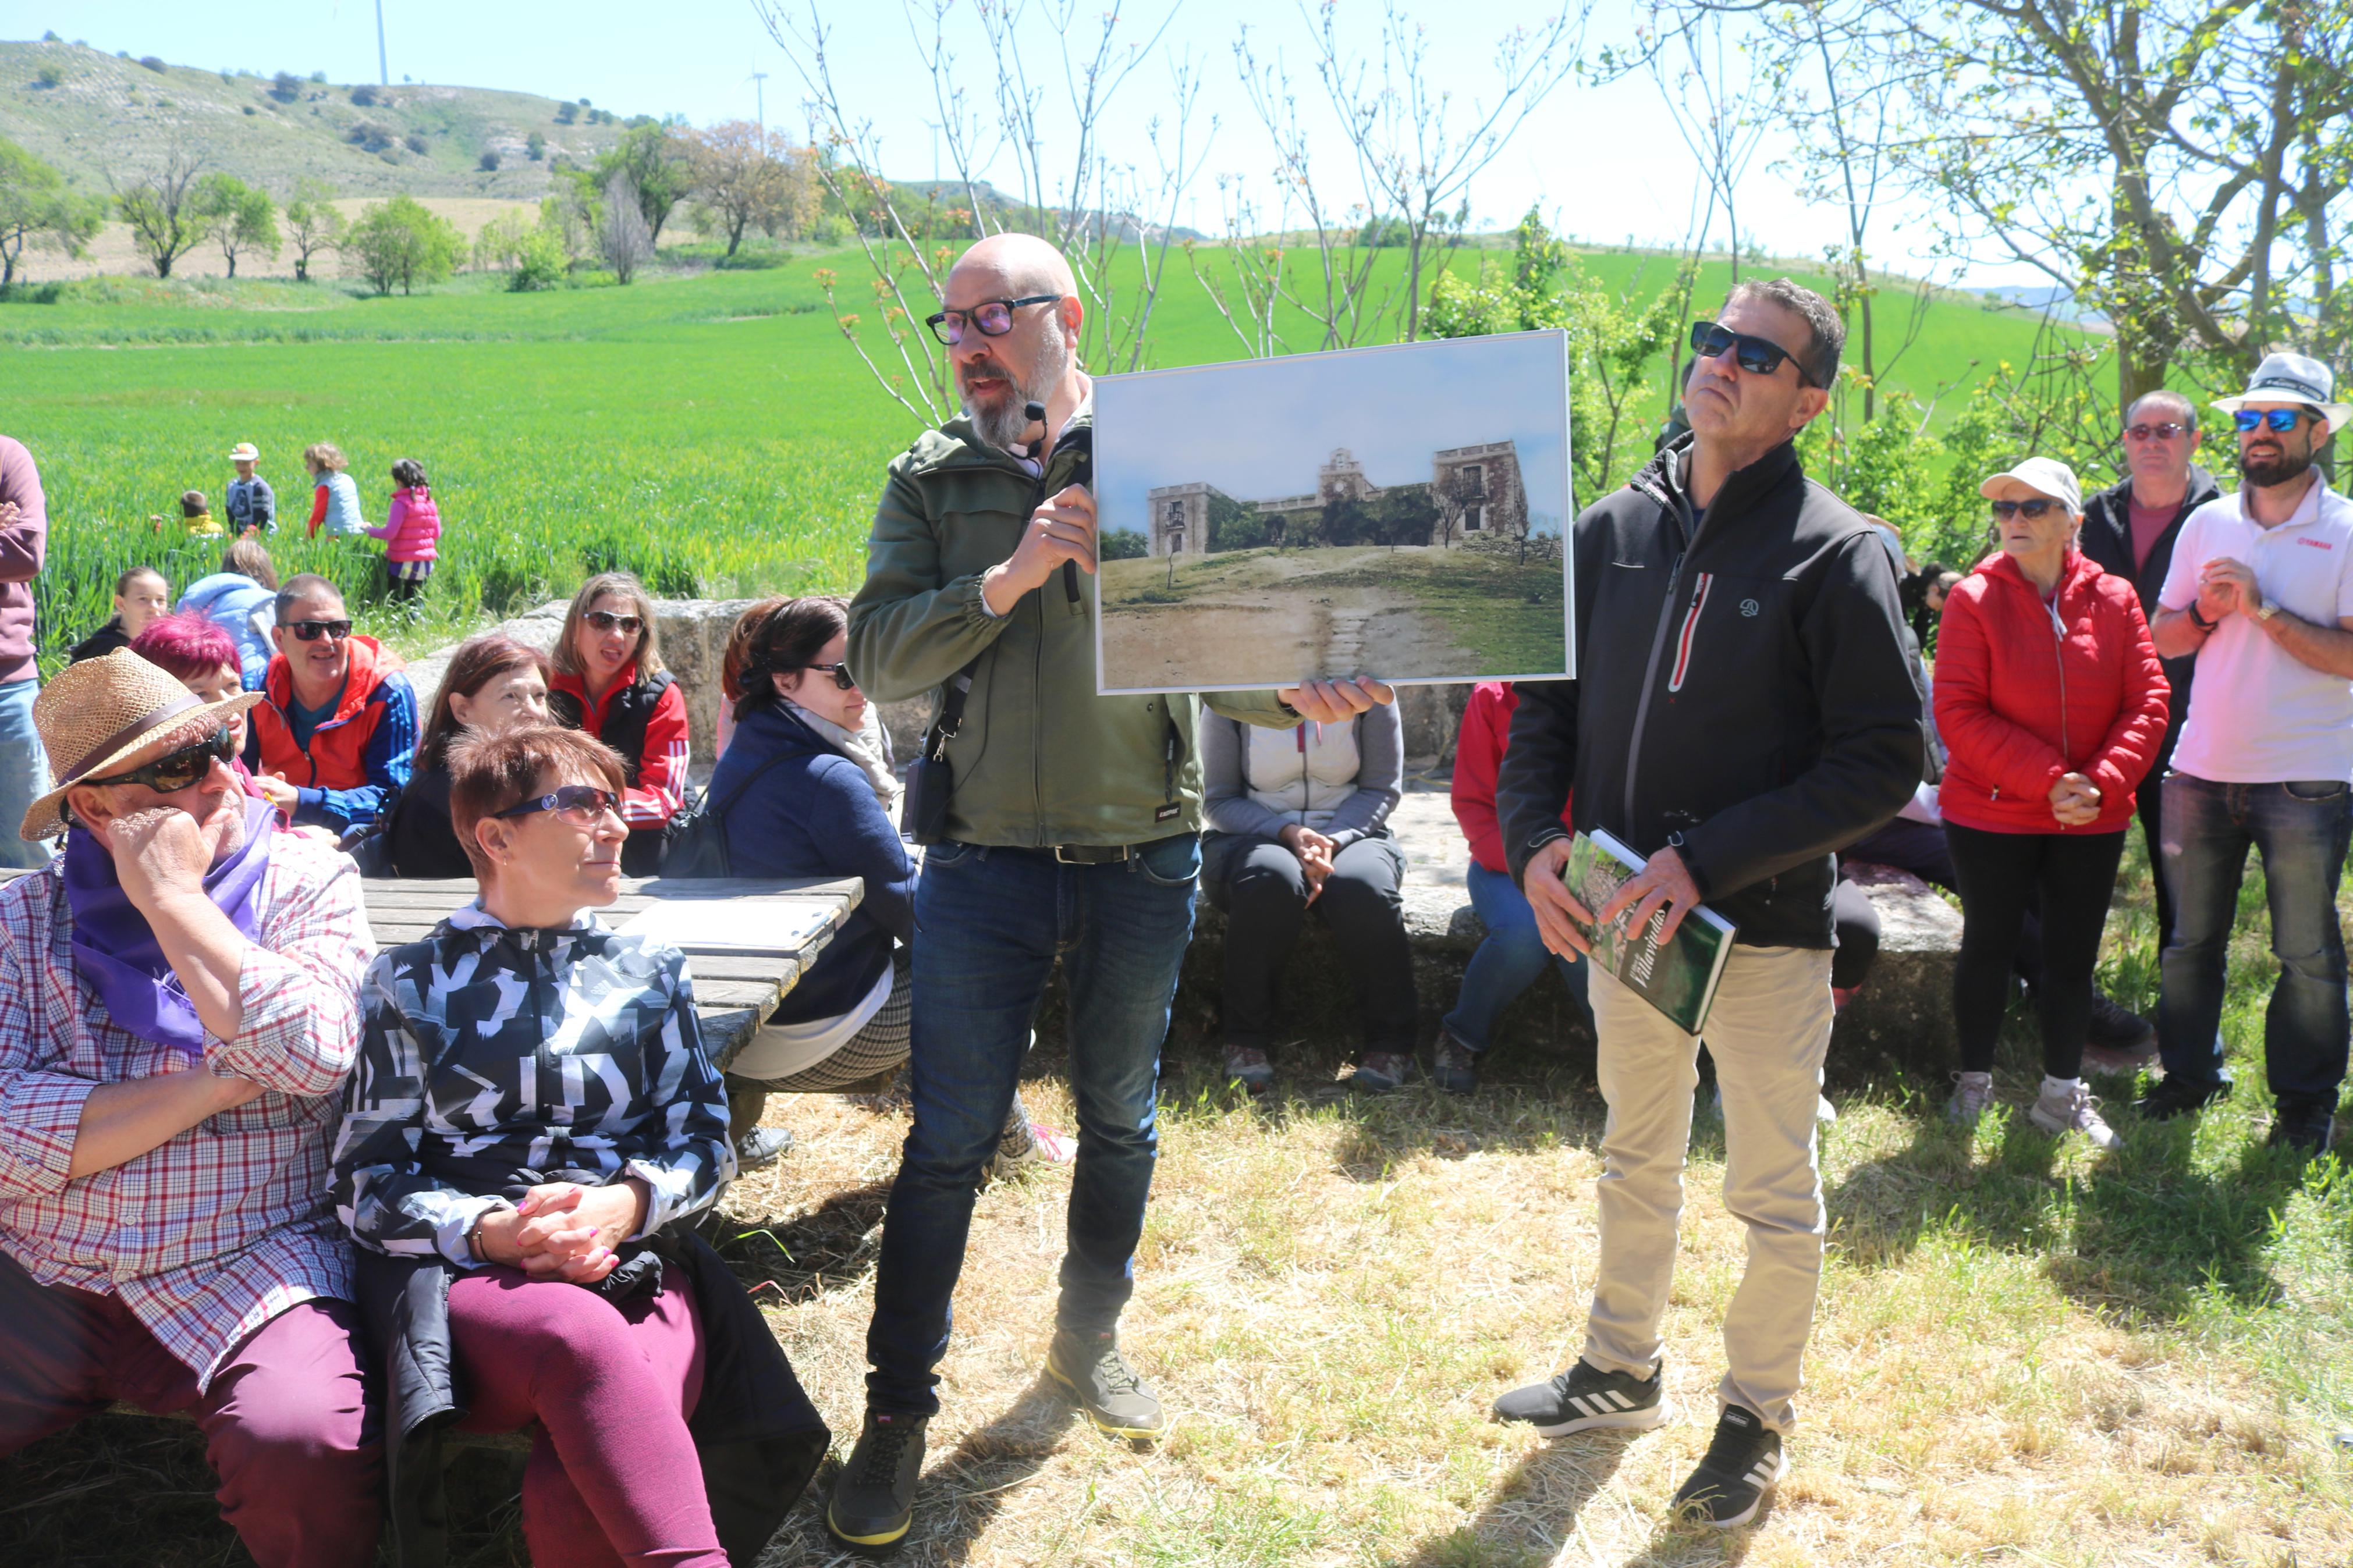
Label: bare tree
xmin=1641 ymin=3 xmax=1771 ymax=286
xmin=687 ymin=121 xmax=819 ymax=256
xmin=598 ymin=170 xmax=655 ymax=283
xmin=114 ymin=145 xmax=206 ymax=278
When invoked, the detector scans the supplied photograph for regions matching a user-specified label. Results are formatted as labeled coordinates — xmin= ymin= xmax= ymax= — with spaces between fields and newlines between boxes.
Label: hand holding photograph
xmin=1091 ymin=329 xmax=1575 ymax=694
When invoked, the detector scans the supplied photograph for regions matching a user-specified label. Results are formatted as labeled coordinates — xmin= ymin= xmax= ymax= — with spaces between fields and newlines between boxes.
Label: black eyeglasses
xmin=583 ymin=609 xmax=644 ymax=635
xmin=490 ymin=784 xmax=623 ymax=826
xmin=1990 ymin=499 xmax=2065 ymax=520
xmin=2236 ymin=408 xmax=2310 ymax=433
xmin=1691 ymin=321 xmax=1820 ymax=389
xmin=283 ymin=618 xmax=353 ymax=642
xmin=85 ymin=727 xmax=236 ymax=792
xmin=926 ymin=294 xmax=1062 ymax=346
xmin=2124 ymin=421 xmax=2188 ymax=442
xmin=796 ymin=662 xmax=857 ymax=691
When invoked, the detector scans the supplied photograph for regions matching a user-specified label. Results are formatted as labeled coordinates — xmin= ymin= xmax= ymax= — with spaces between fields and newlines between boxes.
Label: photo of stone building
xmin=1144 ymin=442 xmax=1527 ymax=556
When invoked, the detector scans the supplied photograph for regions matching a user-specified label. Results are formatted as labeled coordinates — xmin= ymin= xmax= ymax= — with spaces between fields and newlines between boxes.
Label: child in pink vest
xmin=368 ymin=457 xmax=442 ymax=603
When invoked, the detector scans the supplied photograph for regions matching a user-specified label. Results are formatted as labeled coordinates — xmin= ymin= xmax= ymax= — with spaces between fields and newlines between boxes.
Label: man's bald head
xmin=946 ymin=232 xmax=1077 ymax=303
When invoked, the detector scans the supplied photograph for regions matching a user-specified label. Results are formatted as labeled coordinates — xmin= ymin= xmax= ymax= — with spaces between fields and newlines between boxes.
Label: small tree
xmin=478 ymin=149 xmax=501 ymax=172
xmin=471 ymin=209 xmax=533 ymax=273
xmin=685 ymin=121 xmax=818 ymax=257
xmin=526 ymin=132 xmax=547 ymax=161
xmin=345 ymin=194 xmax=462 ymax=295
xmin=0 ymin=138 xmax=101 ymax=285
xmin=268 ymin=70 xmax=301 ymax=102
xmin=115 ymin=147 xmax=206 ymax=278
xmin=282 ymin=179 xmax=343 ymax=281
xmin=191 ymin=173 xmax=279 ymax=278
xmin=597 ymin=170 xmax=654 ymax=283
xmin=591 ymin=121 xmax=694 ymax=245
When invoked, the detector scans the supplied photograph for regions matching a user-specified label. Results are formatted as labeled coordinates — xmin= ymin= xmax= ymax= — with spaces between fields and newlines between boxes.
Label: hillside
xmin=0 ymin=36 xmax=638 ymax=200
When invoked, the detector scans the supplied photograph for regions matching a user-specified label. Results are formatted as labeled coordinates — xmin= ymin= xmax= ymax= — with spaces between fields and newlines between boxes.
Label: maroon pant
xmin=450 ymin=1262 xmax=723 ymax=1568
xmin=0 ymin=1250 xmax=380 ymax=1568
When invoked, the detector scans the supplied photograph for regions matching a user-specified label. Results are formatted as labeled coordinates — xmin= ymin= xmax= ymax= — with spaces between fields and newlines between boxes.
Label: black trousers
xmin=1845 ymin=817 xmax=2044 ymax=991
xmin=1943 ymin=822 xmax=2127 ymax=1078
xmin=1204 ymin=833 xmax=1417 ymax=1058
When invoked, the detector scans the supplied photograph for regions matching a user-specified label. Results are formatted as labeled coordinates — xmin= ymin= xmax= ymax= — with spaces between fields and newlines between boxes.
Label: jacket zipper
xmin=2046 ymin=590 xmax=2073 ymax=830
xmin=1622 ymin=486 xmax=1701 ymax=831
xmin=1030 ymin=466 xmax=1050 ymax=845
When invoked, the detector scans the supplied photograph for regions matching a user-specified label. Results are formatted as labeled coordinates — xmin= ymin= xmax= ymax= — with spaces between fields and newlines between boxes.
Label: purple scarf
xmin=63 ymin=797 xmax=276 ymax=1057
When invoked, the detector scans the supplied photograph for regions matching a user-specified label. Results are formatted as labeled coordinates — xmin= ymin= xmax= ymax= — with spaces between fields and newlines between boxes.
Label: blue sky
xmin=0 ymin=1 xmax=2050 ymax=287
xmin=1094 ymin=329 xmax=1570 ymax=537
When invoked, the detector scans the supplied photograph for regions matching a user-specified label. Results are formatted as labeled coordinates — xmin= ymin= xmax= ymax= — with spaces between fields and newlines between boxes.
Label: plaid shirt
xmin=0 ymin=831 xmax=371 ymax=1391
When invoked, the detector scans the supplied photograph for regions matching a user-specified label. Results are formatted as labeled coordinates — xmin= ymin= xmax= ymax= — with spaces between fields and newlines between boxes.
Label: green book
xmin=1563 ymin=829 xmax=1738 ymax=1034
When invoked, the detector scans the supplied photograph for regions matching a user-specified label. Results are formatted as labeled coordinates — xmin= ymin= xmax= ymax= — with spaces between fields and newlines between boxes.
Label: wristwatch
xmin=2256 ymin=602 xmax=2281 ymax=623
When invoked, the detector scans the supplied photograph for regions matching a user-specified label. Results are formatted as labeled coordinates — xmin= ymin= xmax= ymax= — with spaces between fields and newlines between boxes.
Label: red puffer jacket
xmin=1933 ymin=549 xmax=2169 ymax=834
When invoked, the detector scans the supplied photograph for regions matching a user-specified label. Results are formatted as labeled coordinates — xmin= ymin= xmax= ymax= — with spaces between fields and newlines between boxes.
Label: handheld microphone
xmin=1027 ymin=401 xmax=1083 ymax=605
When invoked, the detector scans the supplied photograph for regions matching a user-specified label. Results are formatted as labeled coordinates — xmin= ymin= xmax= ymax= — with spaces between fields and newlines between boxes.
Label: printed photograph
xmin=1091 ymin=330 xmax=1574 ymax=693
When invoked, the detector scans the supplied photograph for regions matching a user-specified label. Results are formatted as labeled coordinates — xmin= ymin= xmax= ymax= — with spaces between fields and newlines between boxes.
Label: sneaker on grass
xmin=987 ymin=1117 xmax=1073 ymax=1181
xmin=1947 ymin=1070 xmax=1995 ymax=1125
xmin=2269 ymin=1096 xmax=2338 ymax=1157
xmin=2028 ymin=1076 xmax=2121 ymax=1150
xmin=2133 ymin=1073 xmax=2231 ymax=1121
xmin=1492 ymin=1358 xmax=1672 ymax=1437
xmin=1348 ymin=1051 xmax=1417 ymax=1093
xmin=1045 ymin=1328 xmax=1167 ymax=1440
xmin=1224 ymin=1044 xmax=1273 ymax=1093
xmin=733 ymin=1125 xmax=794 ymax=1171
xmin=1670 ymin=1405 xmax=1786 ymax=1529
xmin=2084 ymin=991 xmax=2157 ymax=1056
xmin=1431 ymin=1030 xmax=1481 ymax=1095
xmin=826 ymin=1409 xmax=928 ymax=1553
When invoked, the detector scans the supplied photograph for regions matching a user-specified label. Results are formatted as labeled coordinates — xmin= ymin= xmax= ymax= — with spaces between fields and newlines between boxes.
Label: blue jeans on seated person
xmin=864 ymin=833 xmax=1200 ymax=1417
xmin=0 ymin=677 xmax=51 ymax=869
xmin=2157 ymin=773 xmax=2352 ymax=1102
xmin=1442 ymin=861 xmax=1591 ymax=1052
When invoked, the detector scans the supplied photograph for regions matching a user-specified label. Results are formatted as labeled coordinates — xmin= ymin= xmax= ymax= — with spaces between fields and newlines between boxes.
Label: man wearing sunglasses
xmin=2078 ymin=391 xmax=2220 ymax=998
xmin=2143 ymin=353 xmax=2353 ymax=1155
xmin=1490 ymin=279 xmax=1923 ymax=1528
xmin=836 ymin=231 xmax=1388 ymax=1551
xmin=0 ymin=650 xmax=381 ymax=1563
xmin=245 ymin=574 xmax=417 ymax=838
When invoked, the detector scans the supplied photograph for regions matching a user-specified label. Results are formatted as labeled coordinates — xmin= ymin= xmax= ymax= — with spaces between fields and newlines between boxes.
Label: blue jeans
xmin=2157 ymin=773 xmax=2352 ymax=1101
xmin=0 ymin=677 xmax=51 ymax=869
xmin=1441 ymin=861 xmax=1591 ymax=1051
xmin=865 ymin=834 xmax=1201 ymax=1416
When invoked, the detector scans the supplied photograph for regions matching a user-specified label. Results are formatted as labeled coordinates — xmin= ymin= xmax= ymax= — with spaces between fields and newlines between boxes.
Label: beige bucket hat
xmin=21 ymin=650 xmax=263 ymax=842
xmin=228 ymin=441 xmax=261 ymax=463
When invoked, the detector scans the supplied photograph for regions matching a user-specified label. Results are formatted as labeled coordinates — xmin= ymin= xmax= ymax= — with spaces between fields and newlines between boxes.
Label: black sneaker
xmin=826 ymin=1409 xmax=927 ymax=1553
xmin=1492 ymin=1357 xmax=1672 ymax=1436
xmin=1670 ymin=1405 xmax=1786 ymax=1528
xmin=2134 ymin=1074 xmax=2231 ymax=1121
xmin=2269 ymin=1096 xmax=2338 ymax=1157
xmin=1045 ymin=1328 xmax=1167 ymax=1439
xmin=2085 ymin=993 xmax=2157 ymax=1054
xmin=1431 ymin=1030 xmax=1481 ymax=1095
xmin=734 ymin=1126 xmax=794 ymax=1171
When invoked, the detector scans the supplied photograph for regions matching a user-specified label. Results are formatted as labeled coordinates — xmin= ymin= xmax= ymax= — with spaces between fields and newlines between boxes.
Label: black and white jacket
xmin=330 ymin=902 xmax=735 ymax=1265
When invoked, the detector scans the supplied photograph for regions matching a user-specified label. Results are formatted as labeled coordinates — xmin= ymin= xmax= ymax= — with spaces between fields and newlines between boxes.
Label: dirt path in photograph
xmin=1100 ymin=594 xmax=1474 ymax=689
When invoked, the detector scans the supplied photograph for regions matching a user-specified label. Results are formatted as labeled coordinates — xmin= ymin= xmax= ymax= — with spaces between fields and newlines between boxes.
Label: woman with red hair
xmin=130 ymin=613 xmax=258 ymax=786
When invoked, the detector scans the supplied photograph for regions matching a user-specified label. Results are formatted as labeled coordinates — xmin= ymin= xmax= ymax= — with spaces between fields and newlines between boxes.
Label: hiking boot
xmin=733 ymin=1126 xmax=794 ymax=1171
xmin=2084 ymin=992 xmax=2157 ymax=1062
xmin=1947 ymin=1071 xmax=1996 ymax=1125
xmin=2028 ymin=1077 xmax=2122 ymax=1151
xmin=2269 ymin=1096 xmax=2338 ymax=1157
xmin=1224 ymin=1044 xmax=1273 ymax=1094
xmin=1670 ymin=1405 xmax=1787 ymax=1528
xmin=1045 ymin=1328 xmax=1167 ymax=1440
xmin=1492 ymin=1357 xmax=1673 ymax=1437
xmin=1350 ymin=1051 xmax=1417 ymax=1093
xmin=826 ymin=1409 xmax=928 ymax=1553
xmin=1431 ymin=1030 xmax=1481 ymax=1095
xmin=2134 ymin=1074 xmax=2231 ymax=1121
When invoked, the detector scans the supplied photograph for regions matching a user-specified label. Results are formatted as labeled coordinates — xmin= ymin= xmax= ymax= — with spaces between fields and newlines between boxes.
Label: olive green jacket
xmin=847 ymin=409 xmax=1296 ymax=848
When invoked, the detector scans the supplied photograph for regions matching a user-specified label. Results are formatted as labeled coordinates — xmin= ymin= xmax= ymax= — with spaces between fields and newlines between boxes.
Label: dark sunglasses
xmin=926 ymin=293 xmax=1062 ymax=347
xmin=1990 ymin=498 xmax=2065 ymax=520
xmin=1691 ymin=321 xmax=1820 ymax=388
xmin=2236 ymin=408 xmax=2311 ymax=433
xmin=583 ymin=609 xmax=644 ymax=635
xmin=490 ymin=784 xmax=623 ymax=826
xmin=282 ymin=618 xmax=353 ymax=642
xmin=796 ymin=662 xmax=857 ymax=691
xmin=2124 ymin=421 xmax=2188 ymax=442
xmin=86 ymin=727 xmax=236 ymax=792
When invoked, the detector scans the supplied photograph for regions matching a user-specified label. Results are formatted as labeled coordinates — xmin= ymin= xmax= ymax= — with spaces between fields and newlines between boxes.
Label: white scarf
xmin=784 ymin=698 xmax=901 ymax=819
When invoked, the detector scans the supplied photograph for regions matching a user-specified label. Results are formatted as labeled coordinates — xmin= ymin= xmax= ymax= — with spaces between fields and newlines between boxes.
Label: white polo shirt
xmin=2160 ymin=475 xmax=2353 ymax=784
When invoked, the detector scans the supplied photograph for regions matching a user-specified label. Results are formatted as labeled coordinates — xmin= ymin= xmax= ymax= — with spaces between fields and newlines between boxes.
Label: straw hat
xmin=228 ymin=442 xmax=261 ymax=463
xmin=21 ymin=650 xmax=262 ymax=842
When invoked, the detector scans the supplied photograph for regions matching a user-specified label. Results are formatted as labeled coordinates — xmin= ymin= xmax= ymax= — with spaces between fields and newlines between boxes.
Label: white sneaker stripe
xmin=1606 ymin=1391 xmax=1634 ymax=1410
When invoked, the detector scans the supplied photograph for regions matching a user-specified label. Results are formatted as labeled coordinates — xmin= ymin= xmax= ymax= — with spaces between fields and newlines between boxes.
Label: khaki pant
xmin=1582 ymin=944 xmax=1834 ymax=1433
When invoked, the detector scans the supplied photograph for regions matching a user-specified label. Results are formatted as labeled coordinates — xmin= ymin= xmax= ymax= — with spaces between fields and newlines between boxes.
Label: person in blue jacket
xmin=176 ymin=536 xmax=280 ymax=690
xmin=711 ymin=595 xmax=1062 ymax=1173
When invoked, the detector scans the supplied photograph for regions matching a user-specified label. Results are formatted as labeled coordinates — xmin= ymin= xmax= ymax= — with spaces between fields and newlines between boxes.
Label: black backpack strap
xmin=921 ymin=662 xmax=979 ymax=763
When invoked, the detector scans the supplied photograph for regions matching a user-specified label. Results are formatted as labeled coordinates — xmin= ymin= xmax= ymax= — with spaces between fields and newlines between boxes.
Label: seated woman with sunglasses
xmin=1933 ymin=457 xmax=2167 ymax=1144
xmin=381 ymin=634 xmax=552 ymax=878
xmin=708 ymin=596 xmax=1066 ymax=1173
xmin=547 ymin=573 xmax=689 ymax=877
xmin=329 ymin=724 xmax=828 ymax=1566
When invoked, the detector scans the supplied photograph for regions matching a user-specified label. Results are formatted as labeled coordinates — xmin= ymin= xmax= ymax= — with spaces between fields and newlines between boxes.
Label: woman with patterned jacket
xmin=329 ymin=724 xmax=824 ymax=1567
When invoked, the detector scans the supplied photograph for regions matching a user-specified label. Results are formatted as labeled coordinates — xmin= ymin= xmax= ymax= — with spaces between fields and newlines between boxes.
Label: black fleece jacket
xmin=1496 ymin=435 xmax=1923 ymax=949
xmin=2078 ymin=464 xmax=2221 ymax=771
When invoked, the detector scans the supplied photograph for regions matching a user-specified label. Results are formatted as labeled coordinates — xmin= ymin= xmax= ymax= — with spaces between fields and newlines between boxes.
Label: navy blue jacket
xmin=709 ymin=702 xmax=915 ymax=1025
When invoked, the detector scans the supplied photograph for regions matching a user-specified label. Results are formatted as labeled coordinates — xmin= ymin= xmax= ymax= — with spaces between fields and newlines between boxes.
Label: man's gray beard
xmin=965 ymin=331 xmax=1071 ymax=453
xmin=2242 ymin=447 xmax=2315 ymax=489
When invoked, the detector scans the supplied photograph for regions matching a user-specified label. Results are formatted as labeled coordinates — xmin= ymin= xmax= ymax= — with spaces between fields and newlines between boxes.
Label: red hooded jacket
xmin=1453 ymin=681 xmax=1572 ymax=874
xmin=1933 ymin=549 xmax=2169 ymax=835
